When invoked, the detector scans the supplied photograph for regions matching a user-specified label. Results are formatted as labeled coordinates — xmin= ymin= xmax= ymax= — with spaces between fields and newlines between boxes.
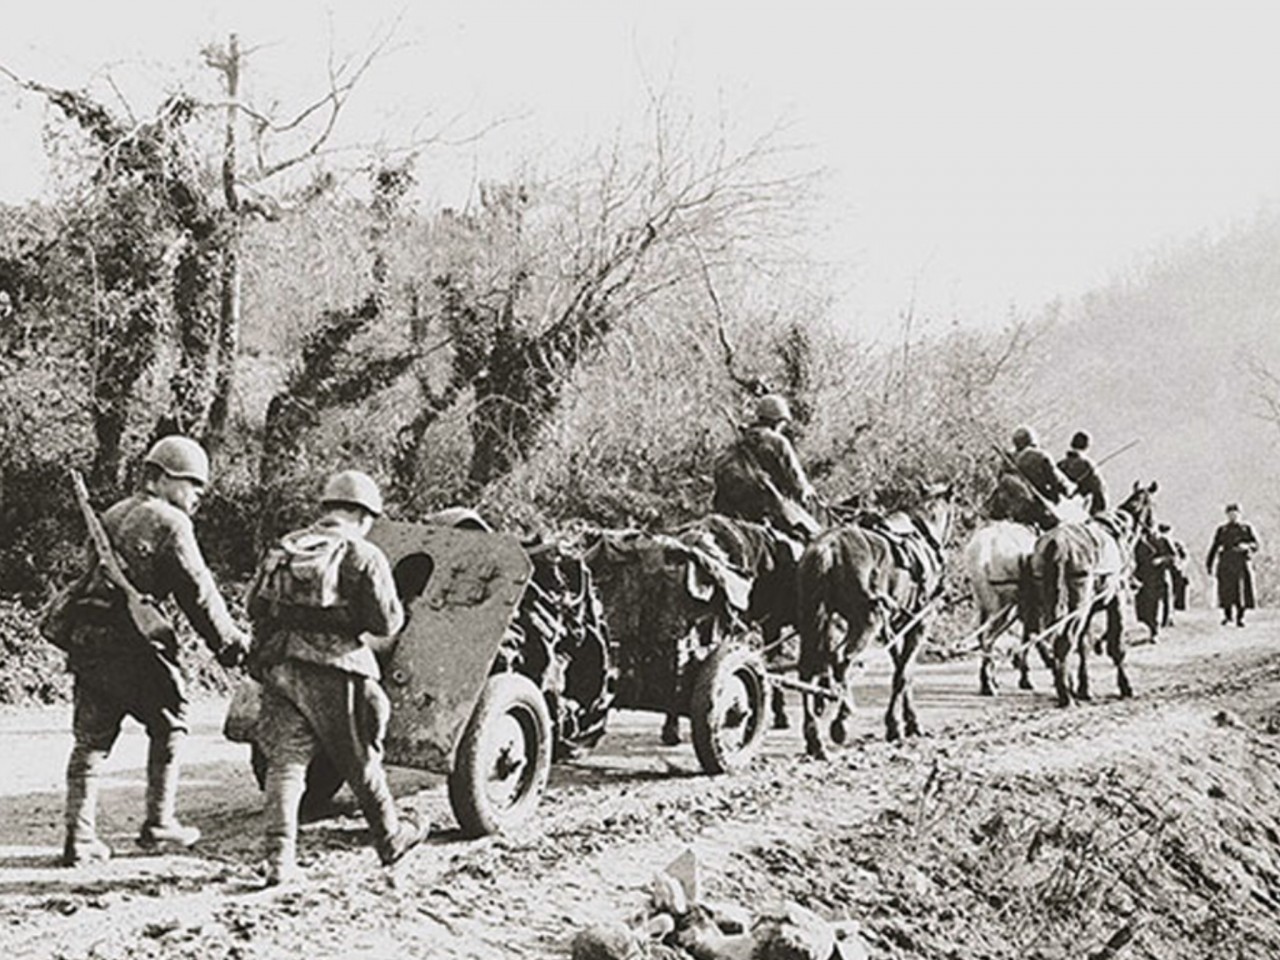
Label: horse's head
xmin=911 ymin=480 xmax=956 ymax=549
xmin=1118 ymin=480 xmax=1158 ymax=535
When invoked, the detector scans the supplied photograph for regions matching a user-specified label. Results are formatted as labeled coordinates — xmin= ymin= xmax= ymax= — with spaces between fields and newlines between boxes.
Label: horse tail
xmin=1018 ymin=543 xmax=1041 ymax=635
xmin=797 ymin=536 xmax=836 ymax=681
xmin=1041 ymin=533 xmax=1069 ymax=629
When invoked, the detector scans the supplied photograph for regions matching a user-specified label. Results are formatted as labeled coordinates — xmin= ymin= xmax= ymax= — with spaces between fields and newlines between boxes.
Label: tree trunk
xmin=206 ymin=32 xmax=242 ymax=448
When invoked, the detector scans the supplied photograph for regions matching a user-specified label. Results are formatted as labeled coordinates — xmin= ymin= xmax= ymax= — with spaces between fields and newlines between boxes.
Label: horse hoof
xmin=830 ymin=720 xmax=847 ymax=745
xmin=979 ymin=685 xmax=995 ymax=698
xmin=1018 ymin=679 xmax=1034 ymax=692
xmin=805 ymin=743 xmax=829 ymax=762
xmin=660 ymin=725 xmax=681 ymax=747
xmin=772 ymin=713 xmax=790 ymax=731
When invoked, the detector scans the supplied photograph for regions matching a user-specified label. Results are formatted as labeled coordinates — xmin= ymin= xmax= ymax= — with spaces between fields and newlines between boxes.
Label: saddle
xmin=857 ymin=511 xmax=934 ymax=589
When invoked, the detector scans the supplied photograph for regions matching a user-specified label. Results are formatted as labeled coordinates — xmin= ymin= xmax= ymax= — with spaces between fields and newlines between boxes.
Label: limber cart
xmin=583 ymin=529 xmax=771 ymax=776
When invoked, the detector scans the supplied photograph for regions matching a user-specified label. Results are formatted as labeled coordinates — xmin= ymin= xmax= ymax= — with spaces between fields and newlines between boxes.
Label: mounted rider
xmin=1058 ymin=430 xmax=1108 ymax=514
xmin=1010 ymin=426 xmax=1073 ymax=504
xmin=712 ymin=394 xmax=822 ymax=540
xmin=986 ymin=426 xmax=1073 ymax=531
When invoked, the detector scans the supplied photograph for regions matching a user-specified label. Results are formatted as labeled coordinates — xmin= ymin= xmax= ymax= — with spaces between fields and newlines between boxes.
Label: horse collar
xmin=910 ymin=513 xmax=943 ymax=553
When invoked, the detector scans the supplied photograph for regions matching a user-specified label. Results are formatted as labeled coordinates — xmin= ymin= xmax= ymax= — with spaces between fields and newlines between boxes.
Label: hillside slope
xmin=1025 ymin=210 xmax=1280 ymax=596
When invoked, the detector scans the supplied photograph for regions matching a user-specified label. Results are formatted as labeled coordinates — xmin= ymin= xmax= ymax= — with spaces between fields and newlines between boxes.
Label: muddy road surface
xmin=2 ymin=608 xmax=1279 ymax=959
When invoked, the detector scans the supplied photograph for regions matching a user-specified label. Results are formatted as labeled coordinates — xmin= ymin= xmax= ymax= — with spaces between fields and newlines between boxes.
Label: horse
xmin=658 ymin=514 xmax=801 ymax=745
xmin=1019 ymin=481 xmax=1157 ymax=708
xmin=962 ymin=519 xmax=1042 ymax=696
xmin=795 ymin=482 xmax=955 ymax=758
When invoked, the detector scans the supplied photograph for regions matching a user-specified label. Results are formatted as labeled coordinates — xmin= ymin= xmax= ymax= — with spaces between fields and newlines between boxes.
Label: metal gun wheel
xmin=448 ymin=673 xmax=552 ymax=837
xmin=690 ymin=642 xmax=768 ymax=775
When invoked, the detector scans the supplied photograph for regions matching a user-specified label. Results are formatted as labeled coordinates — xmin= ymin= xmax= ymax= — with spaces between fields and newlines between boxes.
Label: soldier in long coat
xmin=1206 ymin=503 xmax=1259 ymax=627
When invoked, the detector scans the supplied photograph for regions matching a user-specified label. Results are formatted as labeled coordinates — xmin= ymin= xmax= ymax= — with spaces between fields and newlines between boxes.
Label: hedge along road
xmin=0 ymin=607 xmax=1278 ymax=959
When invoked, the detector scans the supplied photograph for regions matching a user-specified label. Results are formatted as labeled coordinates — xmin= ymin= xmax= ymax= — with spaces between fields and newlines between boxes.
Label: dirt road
xmin=2 ymin=608 xmax=1279 ymax=959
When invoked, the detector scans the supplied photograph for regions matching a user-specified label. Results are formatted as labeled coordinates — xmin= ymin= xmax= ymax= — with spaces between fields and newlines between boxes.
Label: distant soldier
xmin=1166 ymin=524 xmax=1190 ymax=617
xmin=1058 ymin=430 xmax=1108 ymax=514
xmin=58 ymin=436 xmax=249 ymax=866
xmin=713 ymin=394 xmax=821 ymax=538
xmin=1153 ymin=522 xmax=1183 ymax=626
xmin=247 ymin=470 xmax=427 ymax=886
xmin=1206 ymin=503 xmax=1260 ymax=627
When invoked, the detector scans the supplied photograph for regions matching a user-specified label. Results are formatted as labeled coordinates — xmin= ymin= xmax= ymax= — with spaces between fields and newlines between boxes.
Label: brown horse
xmin=659 ymin=514 xmax=801 ymax=744
xmin=1019 ymin=482 xmax=1156 ymax=707
xmin=795 ymin=483 xmax=955 ymax=757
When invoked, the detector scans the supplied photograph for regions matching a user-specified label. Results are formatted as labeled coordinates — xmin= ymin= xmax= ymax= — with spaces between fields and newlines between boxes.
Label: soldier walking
xmin=247 ymin=470 xmax=427 ymax=886
xmin=58 ymin=436 xmax=249 ymax=866
xmin=1206 ymin=503 xmax=1260 ymax=627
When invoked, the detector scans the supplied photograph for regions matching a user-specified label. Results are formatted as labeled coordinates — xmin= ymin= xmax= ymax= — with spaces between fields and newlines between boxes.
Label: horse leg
xmin=660 ymin=712 xmax=681 ymax=746
xmin=1105 ymin=598 xmax=1132 ymax=698
xmin=978 ymin=607 xmax=1001 ymax=697
xmin=1016 ymin=637 xmax=1035 ymax=691
xmin=829 ymin=658 xmax=853 ymax=745
xmin=764 ymin=625 xmax=789 ymax=730
xmin=1051 ymin=622 xmax=1074 ymax=708
xmin=901 ymin=626 xmax=924 ymax=738
xmin=885 ymin=638 xmax=909 ymax=742
xmin=802 ymin=687 xmax=827 ymax=761
xmin=1075 ymin=618 xmax=1092 ymax=702
xmin=979 ymin=644 xmax=997 ymax=698
xmin=979 ymin=607 xmax=1007 ymax=697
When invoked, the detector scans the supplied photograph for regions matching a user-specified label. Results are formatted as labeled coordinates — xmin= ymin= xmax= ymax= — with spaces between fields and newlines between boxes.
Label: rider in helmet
xmin=1009 ymin=425 xmax=1073 ymax=505
xmin=712 ymin=393 xmax=820 ymax=538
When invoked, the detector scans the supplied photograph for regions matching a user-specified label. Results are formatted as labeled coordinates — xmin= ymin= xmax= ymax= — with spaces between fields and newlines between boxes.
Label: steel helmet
xmin=144 ymin=435 xmax=210 ymax=485
xmin=1011 ymin=426 xmax=1037 ymax=450
xmin=755 ymin=394 xmax=792 ymax=424
xmin=321 ymin=469 xmax=384 ymax=516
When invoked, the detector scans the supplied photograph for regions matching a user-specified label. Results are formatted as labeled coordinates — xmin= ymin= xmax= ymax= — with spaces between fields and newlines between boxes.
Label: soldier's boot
xmin=264 ymin=762 xmax=307 ymax=886
xmin=62 ymin=746 xmax=112 ymax=866
xmin=137 ymin=735 xmax=201 ymax=850
xmin=377 ymin=810 xmax=430 ymax=867
xmin=349 ymin=766 xmax=429 ymax=867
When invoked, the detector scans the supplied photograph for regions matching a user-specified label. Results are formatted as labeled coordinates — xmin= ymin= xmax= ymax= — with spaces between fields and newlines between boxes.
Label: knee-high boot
xmin=264 ymin=761 xmax=307 ymax=885
xmin=63 ymin=745 xmax=111 ymax=865
xmin=138 ymin=733 xmax=200 ymax=849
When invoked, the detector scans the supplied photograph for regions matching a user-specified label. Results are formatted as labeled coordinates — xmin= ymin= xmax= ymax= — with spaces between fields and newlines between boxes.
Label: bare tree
xmin=390 ymin=103 xmax=815 ymax=506
xmin=1 ymin=22 xmax=431 ymax=473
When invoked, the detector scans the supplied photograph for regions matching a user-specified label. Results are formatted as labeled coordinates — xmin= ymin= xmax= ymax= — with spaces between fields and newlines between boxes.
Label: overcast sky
xmin=4 ymin=1 xmax=1280 ymax=335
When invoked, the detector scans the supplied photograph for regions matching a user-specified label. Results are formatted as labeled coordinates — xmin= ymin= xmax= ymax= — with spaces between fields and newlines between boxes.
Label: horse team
xmin=713 ymin=478 xmax=1162 ymax=760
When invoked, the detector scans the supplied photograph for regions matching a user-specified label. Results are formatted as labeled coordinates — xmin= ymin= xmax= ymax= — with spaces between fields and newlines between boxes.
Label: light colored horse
xmin=963 ymin=520 xmax=1040 ymax=696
